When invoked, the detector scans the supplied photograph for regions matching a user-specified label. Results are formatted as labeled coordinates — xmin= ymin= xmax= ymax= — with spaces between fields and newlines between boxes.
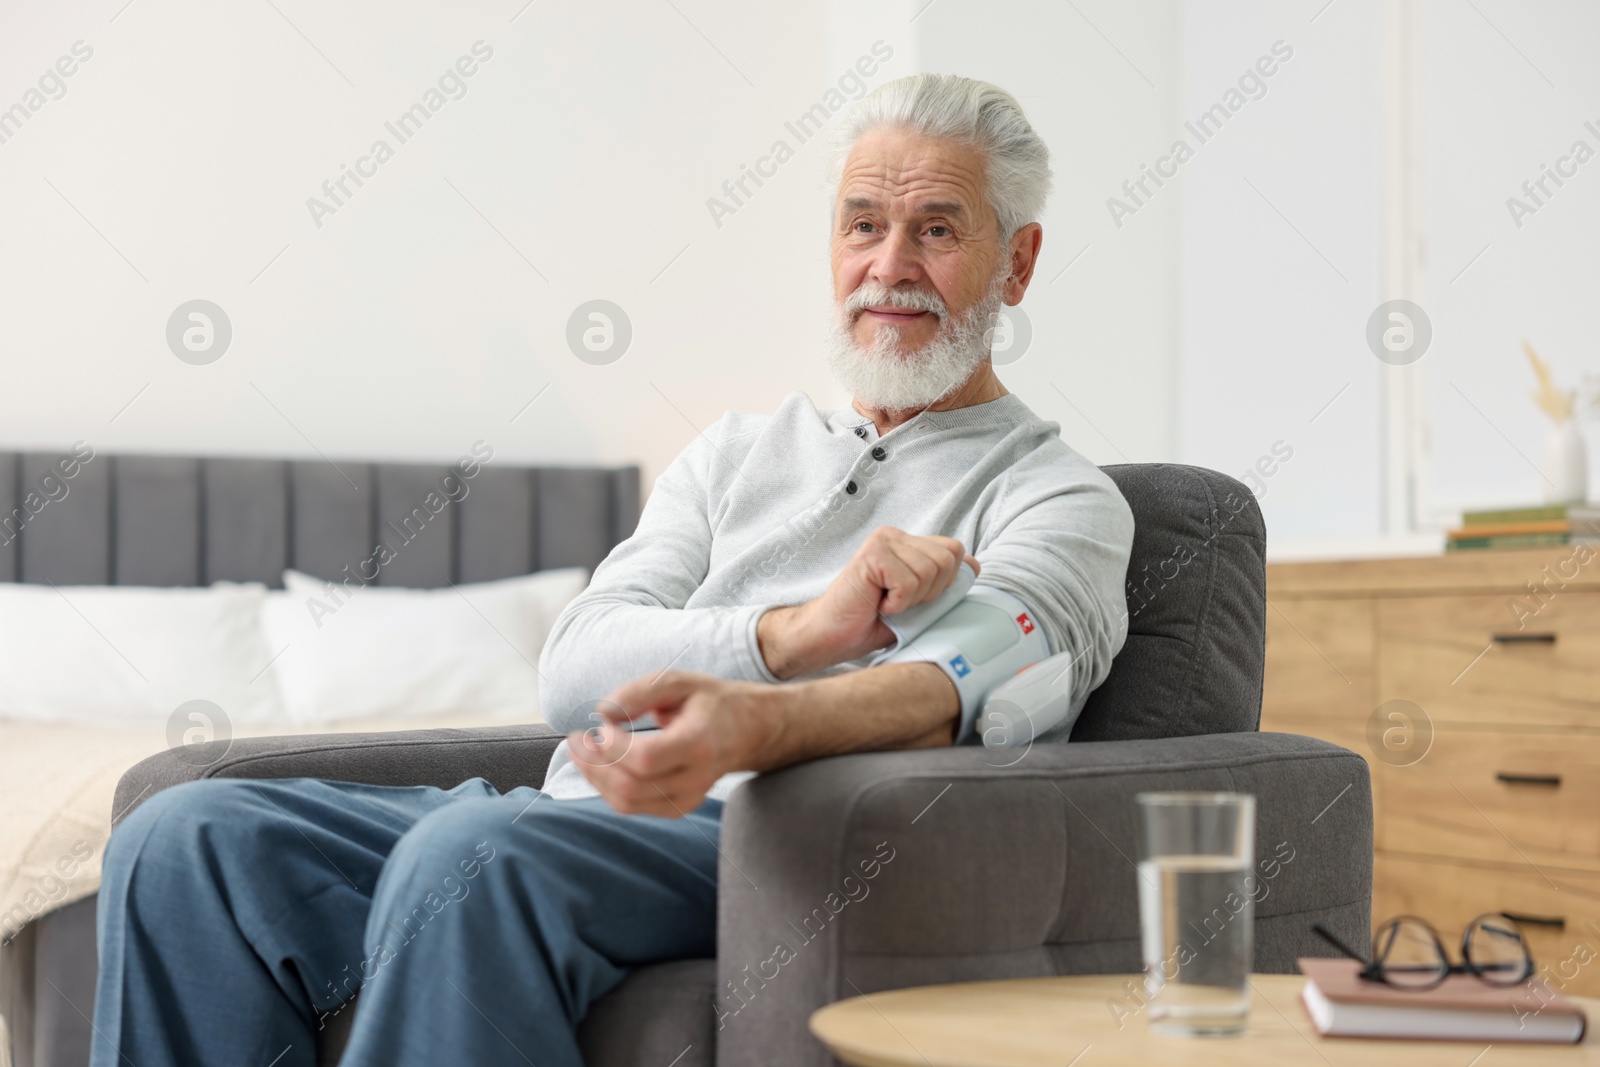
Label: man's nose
xmin=866 ymin=227 xmax=927 ymax=290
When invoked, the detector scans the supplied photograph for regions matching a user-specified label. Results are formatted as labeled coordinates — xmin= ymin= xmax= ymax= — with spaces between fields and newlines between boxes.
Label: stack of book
xmin=1446 ymin=502 xmax=1600 ymax=552
xmin=1298 ymin=958 xmax=1588 ymax=1043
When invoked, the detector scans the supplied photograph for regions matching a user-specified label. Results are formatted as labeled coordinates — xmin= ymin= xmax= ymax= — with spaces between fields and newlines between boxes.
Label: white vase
xmin=1541 ymin=419 xmax=1589 ymax=504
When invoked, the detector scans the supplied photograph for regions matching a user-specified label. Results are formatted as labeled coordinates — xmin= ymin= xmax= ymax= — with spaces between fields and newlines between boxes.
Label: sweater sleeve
xmin=537 ymin=419 xmax=781 ymax=735
xmin=969 ymin=462 xmax=1135 ymax=730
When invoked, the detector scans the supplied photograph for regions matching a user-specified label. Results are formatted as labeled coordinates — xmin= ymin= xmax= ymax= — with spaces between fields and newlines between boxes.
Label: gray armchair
xmin=105 ymin=462 xmax=1372 ymax=1067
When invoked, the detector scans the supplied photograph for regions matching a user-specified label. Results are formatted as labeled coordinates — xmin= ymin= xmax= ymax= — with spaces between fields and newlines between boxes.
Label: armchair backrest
xmin=1070 ymin=463 xmax=1267 ymax=742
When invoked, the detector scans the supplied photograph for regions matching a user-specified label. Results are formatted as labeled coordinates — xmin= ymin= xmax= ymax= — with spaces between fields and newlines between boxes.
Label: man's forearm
xmin=745 ymin=661 xmax=961 ymax=773
xmin=541 ymin=600 xmax=775 ymax=732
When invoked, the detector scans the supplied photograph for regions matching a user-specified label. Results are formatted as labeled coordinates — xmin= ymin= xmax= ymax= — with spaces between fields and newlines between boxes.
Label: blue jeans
xmin=92 ymin=776 xmax=723 ymax=1067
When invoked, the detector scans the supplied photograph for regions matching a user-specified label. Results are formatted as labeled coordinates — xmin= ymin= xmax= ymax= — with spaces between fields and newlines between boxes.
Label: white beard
xmin=826 ymin=262 xmax=1011 ymax=413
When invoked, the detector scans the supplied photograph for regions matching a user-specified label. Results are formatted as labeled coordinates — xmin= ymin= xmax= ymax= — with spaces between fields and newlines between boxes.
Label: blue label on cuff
xmin=949 ymin=654 xmax=971 ymax=677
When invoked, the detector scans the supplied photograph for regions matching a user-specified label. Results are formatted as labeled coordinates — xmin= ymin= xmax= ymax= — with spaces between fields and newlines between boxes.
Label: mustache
xmin=844 ymin=284 xmax=947 ymax=318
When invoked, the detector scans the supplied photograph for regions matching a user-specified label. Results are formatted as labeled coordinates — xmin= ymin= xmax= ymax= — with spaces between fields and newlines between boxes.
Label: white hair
xmin=825 ymin=73 xmax=1053 ymax=243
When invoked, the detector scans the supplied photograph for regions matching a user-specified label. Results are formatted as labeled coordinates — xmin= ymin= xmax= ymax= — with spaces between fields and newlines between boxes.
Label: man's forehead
xmin=839 ymin=194 xmax=969 ymax=218
xmin=836 ymin=132 xmax=987 ymax=215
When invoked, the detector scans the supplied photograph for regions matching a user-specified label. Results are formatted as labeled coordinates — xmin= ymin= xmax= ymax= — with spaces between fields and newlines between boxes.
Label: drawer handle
xmin=1495 ymin=772 xmax=1562 ymax=787
xmin=1491 ymin=632 xmax=1557 ymax=644
xmin=1500 ymin=911 xmax=1566 ymax=930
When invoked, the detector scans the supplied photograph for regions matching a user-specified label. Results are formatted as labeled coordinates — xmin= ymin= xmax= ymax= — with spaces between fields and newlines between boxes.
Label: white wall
xmin=1174 ymin=0 xmax=1387 ymax=555
xmin=0 ymin=0 xmax=847 ymax=488
xmin=11 ymin=2 xmax=1589 ymax=559
xmin=1173 ymin=0 xmax=1600 ymax=556
xmin=1417 ymin=0 xmax=1600 ymax=521
xmin=0 ymin=0 xmax=1182 ymax=501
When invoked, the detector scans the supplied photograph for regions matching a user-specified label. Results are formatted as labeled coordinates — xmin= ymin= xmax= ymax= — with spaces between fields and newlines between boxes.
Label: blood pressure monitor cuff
xmin=869 ymin=583 xmax=1051 ymax=745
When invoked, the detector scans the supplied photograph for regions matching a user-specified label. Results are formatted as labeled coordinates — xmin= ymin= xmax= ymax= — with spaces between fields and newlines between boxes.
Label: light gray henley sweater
xmin=536 ymin=388 xmax=1136 ymax=801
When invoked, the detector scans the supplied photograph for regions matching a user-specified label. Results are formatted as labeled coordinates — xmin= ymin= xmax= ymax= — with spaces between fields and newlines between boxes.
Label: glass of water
xmin=1134 ymin=792 xmax=1256 ymax=1036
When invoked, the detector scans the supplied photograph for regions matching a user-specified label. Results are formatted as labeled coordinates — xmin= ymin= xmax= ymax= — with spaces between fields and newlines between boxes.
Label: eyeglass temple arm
xmin=1311 ymin=922 xmax=1370 ymax=964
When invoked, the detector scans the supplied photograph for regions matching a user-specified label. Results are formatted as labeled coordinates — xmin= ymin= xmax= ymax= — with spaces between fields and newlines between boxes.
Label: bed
xmin=0 ymin=447 xmax=639 ymax=1067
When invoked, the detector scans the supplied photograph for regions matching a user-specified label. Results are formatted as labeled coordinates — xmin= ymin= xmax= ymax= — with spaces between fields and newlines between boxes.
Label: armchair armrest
xmin=713 ymin=731 xmax=1371 ymax=1067
xmin=112 ymin=723 xmax=563 ymax=827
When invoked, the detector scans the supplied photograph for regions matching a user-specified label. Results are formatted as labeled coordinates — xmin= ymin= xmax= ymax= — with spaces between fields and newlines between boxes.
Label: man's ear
xmin=1003 ymin=222 xmax=1044 ymax=304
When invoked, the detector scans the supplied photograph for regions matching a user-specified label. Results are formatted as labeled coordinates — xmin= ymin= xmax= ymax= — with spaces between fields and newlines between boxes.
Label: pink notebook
xmin=1296 ymin=957 xmax=1587 ymax=1043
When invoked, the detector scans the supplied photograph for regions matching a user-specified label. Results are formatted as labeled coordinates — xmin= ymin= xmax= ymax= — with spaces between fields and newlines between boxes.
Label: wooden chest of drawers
xmin=1263 ymin=545 xmax=1600 ymax=997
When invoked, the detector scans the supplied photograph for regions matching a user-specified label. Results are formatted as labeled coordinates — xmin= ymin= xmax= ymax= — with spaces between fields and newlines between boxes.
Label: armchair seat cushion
xmin=316 ymin=960 xmax=719 ymax=1067
xmin=578 ymin=960 xmax=717 ymax=1067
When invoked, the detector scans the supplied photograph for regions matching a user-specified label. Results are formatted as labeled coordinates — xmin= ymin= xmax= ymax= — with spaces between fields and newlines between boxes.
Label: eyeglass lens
xmin=1375 ymin=917 xmax=1449 ymax=988
xmin=1463 ymin=915 xmax=1532 ymax=986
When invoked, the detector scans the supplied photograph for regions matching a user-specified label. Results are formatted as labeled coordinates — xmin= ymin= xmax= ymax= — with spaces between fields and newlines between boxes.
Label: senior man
xmin=92 ymin=73 xmax=1134 ymax=1067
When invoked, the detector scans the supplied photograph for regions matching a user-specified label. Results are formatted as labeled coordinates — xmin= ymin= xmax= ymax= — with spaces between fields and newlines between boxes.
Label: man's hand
xmin=757 ymin=526 xmax=979 ymax=680
xmin=567 ymin=661 xmax=961 ymax=817
xmin=566 ymin=670 xmax=776 ymax=817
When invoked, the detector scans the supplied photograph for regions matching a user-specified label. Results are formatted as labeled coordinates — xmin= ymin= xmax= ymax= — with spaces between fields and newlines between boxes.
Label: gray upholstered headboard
xmin=0 ymin=448 xmax=641 ymax=588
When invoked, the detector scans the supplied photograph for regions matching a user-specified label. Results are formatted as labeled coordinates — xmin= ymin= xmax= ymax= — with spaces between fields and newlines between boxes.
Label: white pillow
xmin=261 ymin=567 xmax=589 ymax=724
xmin=0 ymin=581 xmax=287 ymax=726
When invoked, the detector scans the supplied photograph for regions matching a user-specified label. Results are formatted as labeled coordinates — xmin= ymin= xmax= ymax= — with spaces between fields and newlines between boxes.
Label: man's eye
xmin=854 ymin=221 xmax=875 ymax=233
xmin=928 ymin=225 xmax=951 ymax=238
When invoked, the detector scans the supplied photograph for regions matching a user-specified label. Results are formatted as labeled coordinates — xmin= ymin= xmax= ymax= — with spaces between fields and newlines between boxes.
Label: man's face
xmin=828 ymin=127 xmax=1011 ymax=410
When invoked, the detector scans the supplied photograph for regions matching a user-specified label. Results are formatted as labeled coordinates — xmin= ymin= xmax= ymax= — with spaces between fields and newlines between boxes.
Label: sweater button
xmin=853 ymin=426 xmax=867 ymax=439
xmin=845 ymin=480 xmax=858 ymax=494
xmin=871 ymin=446 xmax=886 ymax=461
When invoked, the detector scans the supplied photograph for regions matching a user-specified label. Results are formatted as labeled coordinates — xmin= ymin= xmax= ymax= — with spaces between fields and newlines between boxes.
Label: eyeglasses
xmin=1311 ymin=913 xmax=1535 ymax=990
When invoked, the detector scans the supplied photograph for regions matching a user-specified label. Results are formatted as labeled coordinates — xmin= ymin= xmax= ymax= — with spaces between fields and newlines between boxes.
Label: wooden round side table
xmin=809 ymin=973 xmax=1600 ymax=1066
